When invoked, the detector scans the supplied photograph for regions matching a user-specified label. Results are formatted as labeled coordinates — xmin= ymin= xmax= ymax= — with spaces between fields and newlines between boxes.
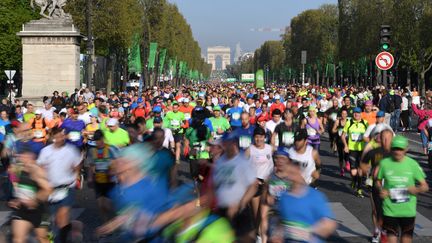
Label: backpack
xmin=346 ymin=119 xmax=367 ymax=133
xmin=387 ymin=96 xmax=395 ymax=113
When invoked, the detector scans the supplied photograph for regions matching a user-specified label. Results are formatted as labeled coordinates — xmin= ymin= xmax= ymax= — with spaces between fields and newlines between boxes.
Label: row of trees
xmin=229 ymin=0 xmax=432 ymax=94
xmin=0 ymin=0 xmax=210 ymax=93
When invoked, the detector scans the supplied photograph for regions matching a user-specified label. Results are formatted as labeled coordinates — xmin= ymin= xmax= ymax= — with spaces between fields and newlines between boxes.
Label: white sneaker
xmin=256 ymin=235 xmax=262 ymax=243
xmin=371 ymin=232 xmax=380 ymax=243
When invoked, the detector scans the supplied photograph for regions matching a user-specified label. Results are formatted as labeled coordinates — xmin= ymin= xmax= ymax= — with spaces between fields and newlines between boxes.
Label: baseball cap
xmin=10 ymin=120 xmax=21 ymax=128
xmin=309 ymin=105 xmax=317 ymax=112
xmin=389 ymin=90 xmax=395 ymax=95
xmin=294 ymin=129 xmax=308 ymax=141
xmin=106 ymin=118 xmax=119 ymax=127
xmin=183 ymin=98 xmax=190 ymax=103
xmin=377 ymin=111 xmax=385 ymax=117
xmin=273 ymin=147 xmax=290 ymax=158
xmin=213 ymin=106 xmax=221 ymax=111
xmin=153 ymin=116 xmax=163 ymax=124
xmin=172 ymin=101 xmax=179 ymax=106
xmin=152 ymin=106 xmax=162 ymax=113
xmin=35 ymin=109 xmax=42 ymax=115
xmin=353 ymin=107 xmax=362 ymax=113
xmin=274 ymin=94 xmax=281 ymax=100
xmin=391 ymin=135 xmax=408 ymax=149
xmin=365 ymin=100 xmax=373 ymax=106
xmin=137 ymin=98 xmax=143 ymax=103
xmin=110 ymin=91 xmax=115 ymax=95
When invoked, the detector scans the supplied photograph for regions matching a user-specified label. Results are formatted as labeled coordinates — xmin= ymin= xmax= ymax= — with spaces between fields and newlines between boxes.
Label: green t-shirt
xmin=343 ymin=119 xmax=368 ymax=151
xmin=209 ymin=117 xmax=230 ymax=137
xmin=23 ymin=113 xmax=35 ymax=122
xmin=377 ymin=156 xmax=426 ymax=217
xmin=104 ymin=128 xmax=130 ymax=147
xmin=185 ymin=127 xmax=211 ymax=159
xmin=165 ymin=111 xmax=185 ymax=133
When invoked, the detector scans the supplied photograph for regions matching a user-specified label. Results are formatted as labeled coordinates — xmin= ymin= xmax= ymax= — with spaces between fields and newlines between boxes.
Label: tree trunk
xmin=420 ymin=71 xmax=426 ymax=96
xmin=407 ymin=69 xmax=411 ymax=89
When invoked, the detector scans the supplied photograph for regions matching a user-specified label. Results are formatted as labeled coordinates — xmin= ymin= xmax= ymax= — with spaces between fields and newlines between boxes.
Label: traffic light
xmin=380 ymin=25 xmax=391 ymax=51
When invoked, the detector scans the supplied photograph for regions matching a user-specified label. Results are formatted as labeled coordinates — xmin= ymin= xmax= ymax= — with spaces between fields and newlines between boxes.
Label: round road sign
xmin=375 ymin=51 xmax=394 ymax=71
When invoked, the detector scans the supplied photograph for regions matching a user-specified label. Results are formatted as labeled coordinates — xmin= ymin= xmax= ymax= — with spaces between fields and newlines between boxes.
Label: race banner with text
xmin=255 ymin=69 xmax=264 ymax=88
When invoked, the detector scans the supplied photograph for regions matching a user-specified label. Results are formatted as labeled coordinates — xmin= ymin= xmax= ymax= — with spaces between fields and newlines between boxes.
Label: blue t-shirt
xmin=227 ymin=106 xmax=243 ymax=127
xmin=61 ymin=118 xmax=86 ymax=147
xmin=234 ymin=125 xmax=255 ymax=150
xmin=0 ymin=120 xmax=11 ymax=143
xmin=147 ymin=148 xmax=175 ymax=189
xmin=278 ymin=187 xmax=334 ymax=243
xmin=15 ymin=140 xmax=44 ymax=156
xmin=110 ymin=176 xmax=170 ymax=214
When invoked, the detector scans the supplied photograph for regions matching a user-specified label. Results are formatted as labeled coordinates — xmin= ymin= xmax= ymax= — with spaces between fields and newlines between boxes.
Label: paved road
xmin=0 ymin=131 xmax=431 ymax=242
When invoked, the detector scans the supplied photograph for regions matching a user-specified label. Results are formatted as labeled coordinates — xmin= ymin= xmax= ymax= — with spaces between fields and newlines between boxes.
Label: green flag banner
xmin=158 ymin=49 xmax=167 ymax=75
xmin=255 ymin=69 xmax=264 ymax=88
xmin=128 ymin=34 xmax=142 ymax=73
xmin=172 ymin=59 xmax=177 ymax=76
xmin=148 ymin=42 xmax=158 ymax=70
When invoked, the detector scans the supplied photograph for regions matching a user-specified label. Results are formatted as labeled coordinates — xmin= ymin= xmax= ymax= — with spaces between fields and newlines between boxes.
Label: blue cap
xmin=152 ymin=106 xmax=162 ymax=113
xmin=274 ymin=147 xmax=290 ymax=158
xmin=247 ymin=94 xmax=254 ymax=99
xmin=137 ymin=98 xmax=143 ymax=103
xmin=377 ymin=111 xmax=385 ymax=117
xmin=353 ymin=107 xmax=362 ymax=113
xmin=222 ymin=132 xmax=238 ymax=142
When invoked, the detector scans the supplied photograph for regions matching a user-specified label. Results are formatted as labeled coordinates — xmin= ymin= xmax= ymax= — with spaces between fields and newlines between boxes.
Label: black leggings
xmin=337 ymin=141 xmax=349 ymax=165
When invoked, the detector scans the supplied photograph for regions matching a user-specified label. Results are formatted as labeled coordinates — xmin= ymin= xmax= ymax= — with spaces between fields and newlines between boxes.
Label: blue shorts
xmin=49 ymin=188 xmax=75 ymax=214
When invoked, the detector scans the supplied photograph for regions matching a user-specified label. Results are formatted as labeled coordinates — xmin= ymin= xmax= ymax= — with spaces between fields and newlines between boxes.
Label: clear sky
xmin=168 ymin=0 xmax=338 ymax=55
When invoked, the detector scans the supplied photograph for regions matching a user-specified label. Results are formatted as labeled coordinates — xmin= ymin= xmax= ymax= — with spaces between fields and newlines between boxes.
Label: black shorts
xmin=174 ymin=134 xmax=184 ymax=143
xmin=382 ymin=216 xmax=415 ymax=237
xmin=254 ymin=179 xmax=264 ymax=197
xmin=94 ymin=183 xmax=115 ymax=198
xmin=349 ymin=150 xmax=363 ymax=169
xmin=12 ymin=204 xmax=49 ymax=228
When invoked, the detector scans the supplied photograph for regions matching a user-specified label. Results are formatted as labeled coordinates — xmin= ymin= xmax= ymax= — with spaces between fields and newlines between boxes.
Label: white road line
xmin=407 ymin=138 xmax=423 ymax=145
xmin=330 ymin=202 xmax=371 ymax=238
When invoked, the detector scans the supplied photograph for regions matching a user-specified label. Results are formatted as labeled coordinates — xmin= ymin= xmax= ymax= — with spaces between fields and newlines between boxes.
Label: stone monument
xmin=17 ymin=0 xmax=81 ymax=98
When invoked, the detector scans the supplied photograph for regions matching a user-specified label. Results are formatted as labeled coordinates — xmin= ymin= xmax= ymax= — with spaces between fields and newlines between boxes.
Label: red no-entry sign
xmin=375 ymin=52 xmax=394 ymax=71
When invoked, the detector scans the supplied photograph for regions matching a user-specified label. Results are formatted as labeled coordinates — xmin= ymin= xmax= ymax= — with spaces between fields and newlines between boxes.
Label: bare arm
xmin=311 ymin=218 xmax=337 ymax=239
xmin=331 ymin=119 xmax=339 ymax=134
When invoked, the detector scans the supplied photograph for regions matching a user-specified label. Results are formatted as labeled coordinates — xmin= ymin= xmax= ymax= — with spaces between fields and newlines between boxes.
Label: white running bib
xmin=389 ymin=188 xmax=409 ymax=203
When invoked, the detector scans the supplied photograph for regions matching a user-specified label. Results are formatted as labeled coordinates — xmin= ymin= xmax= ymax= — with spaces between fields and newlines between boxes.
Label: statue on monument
xmin=30 ymin=0 xmax=71 ymax=19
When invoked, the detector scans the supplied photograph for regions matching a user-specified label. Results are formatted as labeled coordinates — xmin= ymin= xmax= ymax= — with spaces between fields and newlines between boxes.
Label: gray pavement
xmin=0 ymin=131 xmax=431 ymax=242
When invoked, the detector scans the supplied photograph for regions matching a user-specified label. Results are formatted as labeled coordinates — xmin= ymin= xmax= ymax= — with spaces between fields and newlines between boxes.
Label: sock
xmin=57 ymin=224 xmax=72 ymax=243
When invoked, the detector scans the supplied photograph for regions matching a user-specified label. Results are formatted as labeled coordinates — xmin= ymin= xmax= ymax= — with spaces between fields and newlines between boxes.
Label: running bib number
xmin=69 ymin=131 xmax=81 ymax=141
xmin=0 ymin=126 xmax=5 ymax=135
xmin=283 ymin=224 xmax=311 ymax=242
xmin=330 ymin=113 xmax=337 ymax=121
xmin=49 ymin=187 xmax=69 ymax=203
xmin=232 ymin=112 xmax=241 ymax=120
xmin=239 ymin=136 xmax=251 ymax=148
xmin=15 ymin=185 xmax=37 ymax=200
xmin=170 ymin=120 xmax=180 ymax=127
xmin=307 ymin=128 xmax=317 ymax=136
xmin=34 ymin=130 xmax=44 ymax=138
xmin=282 ymin=132 xmax=294 ymax=145
xmin=389 ymin=188 xmax=409 ymax=203
xmin=350 ymin=132 xmax=363 ymax=142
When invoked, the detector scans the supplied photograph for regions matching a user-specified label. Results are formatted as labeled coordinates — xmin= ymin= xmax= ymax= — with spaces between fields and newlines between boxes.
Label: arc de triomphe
xmin=207 ymin=46 xmax=231 ymax=70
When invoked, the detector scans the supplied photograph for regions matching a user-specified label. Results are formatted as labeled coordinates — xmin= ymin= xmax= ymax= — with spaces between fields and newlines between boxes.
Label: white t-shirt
xmin=41 ymin=107 xmax=56 ymax=121
xmin=243 ymin=103 xmax=255 ymax=113
xmin=249 ymin=144 xmax=274 ymax=180
xmin=319 ymin=99 xmax=329 ymax=112
xmin=288 ymin=146 xmax=316 ymax=185
xmin=78 ymin=112 xmax=92 ymax=125
xmin=37 ymin=143 xmax=81 ymax=187
xmin=401 ymin=97 xmax=409 ymax=111
xmin=265 ymin=119 xmax=281 ymax=133
xmin=213 ymin=153 xmax=256 ymax=207
xmin=163 ymin=128 xmax=174 ymax=149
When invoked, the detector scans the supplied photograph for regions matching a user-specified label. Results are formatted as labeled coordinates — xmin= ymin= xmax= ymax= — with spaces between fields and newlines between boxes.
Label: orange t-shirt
xmin=361 ymin=111 xmax=377 ymax=125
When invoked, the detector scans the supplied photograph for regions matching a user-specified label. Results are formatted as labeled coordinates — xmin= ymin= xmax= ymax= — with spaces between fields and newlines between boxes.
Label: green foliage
xmin=0 ymin=0 xmax=38 ymax=72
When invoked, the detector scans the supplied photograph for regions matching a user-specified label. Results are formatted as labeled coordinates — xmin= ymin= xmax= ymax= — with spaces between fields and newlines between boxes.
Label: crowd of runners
xmin=0 ymin=83 xmax=430 ymax=243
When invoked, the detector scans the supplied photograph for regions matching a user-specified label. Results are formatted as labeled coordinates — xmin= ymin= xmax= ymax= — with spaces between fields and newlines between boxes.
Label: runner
xmin=303 ymin=106 xmax=324 ymax=150
xmin=226 ymin=97 xmax=243 ymax=130
xmin=288 ymin=129 xmax=321 ymax=186
xmin=165 ymin=102 xmax=187 ymax=164
xmin=86 ymin=130 xmax=117 ymax=224
xmin=272 ymin=109 xmax=296 ymax=148
xmin=103 ymin=118 xmax=130 ymax=148
xmin=37 ymin=127 xmax=82 ymax=242
xmin=360 ymin=129 xmax=393 ymax=242
xmin=341 ymin=107 xmax=368 ymax=197
xmin=209 ymin=106 xmax=231 ymax=139
xmin=376 ymin=136 xmax=429 ymax=243
xmin=332 ymin=109 xmax=350 ymax=176
xmin=326 ymin=99 xmax=341 ymax=153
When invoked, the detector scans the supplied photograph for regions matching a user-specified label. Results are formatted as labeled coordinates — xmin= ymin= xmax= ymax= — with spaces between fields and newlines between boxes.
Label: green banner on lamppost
xmin=148 ymin=42 xmax=158 ymax=70
xmin=256 ymin=69 xmax=264 ymax=88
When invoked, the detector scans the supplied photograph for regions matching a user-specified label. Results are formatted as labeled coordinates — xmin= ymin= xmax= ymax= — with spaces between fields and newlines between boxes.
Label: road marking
xmin=330 ymin=202 xmax=371 ymax=238
xmin=415 ymin=212 xmax=432 ymax=236
xmin=0 ymin=208 xmax=85 ymax=227
xmin=407 ymin=138 xmax=422 ymax=145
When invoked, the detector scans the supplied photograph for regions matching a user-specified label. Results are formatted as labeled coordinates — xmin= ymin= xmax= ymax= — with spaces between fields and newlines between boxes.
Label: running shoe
xmin=356 ymin=189 xmax=365 ymax=198
xmin=345 ymin=161 xmax=351 ymax=171
xmin=340 ymin=168 xmax=345 ymax=177
xmin=371 ymin=231 xmax=380 ymax=243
